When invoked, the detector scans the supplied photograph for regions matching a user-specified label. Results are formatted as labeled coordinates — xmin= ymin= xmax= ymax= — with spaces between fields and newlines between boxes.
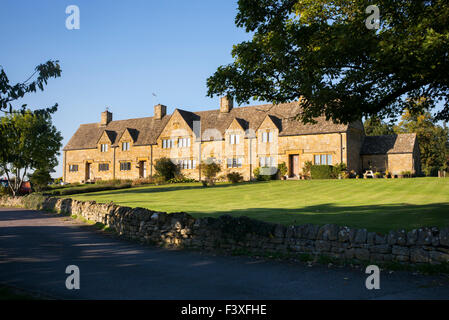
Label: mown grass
xmin=67 ymin=177 xmax=449 ymax=233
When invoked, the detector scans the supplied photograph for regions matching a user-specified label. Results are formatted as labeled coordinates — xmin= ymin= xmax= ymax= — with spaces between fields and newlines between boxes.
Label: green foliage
xmin=364 ymin=116 xmax=396 ymax=136
xmin=332 ymin=163 xmax=347 ymax=178
xmin=207 ymin=0 xmax=449 ymax=123
xmin=0 ymin=60 xmax=61 ymax=114
xmin=29 ymin=169 xmax=52 ymax=192
xmin=0 ymin=186 xmax=10 ymax=196
xmin=201 ymin=161 xmax=221 ymax=185
xmin=154 ymin=157 xmax=179 ymax=182
xmin=167 ymin=175 xmax=197 ymax=184
xmin=253 ymin=167 xmax=275 ymax=181
xmin=310 ymin=165 xmax=334 ymax=179
xmin=395 ymin=109 xmax=449 ymax=175
xmin=400 ymin=171 xmax=413 ymax=178
xmin=302 ymin=161 xmax=313 ymax=178
xmin=0 ymin=110 xmax=62 ymax=195
xmin=95 ymin=179 xmax=131 ymax=185
xmin=43 ymin=183 xmax=131 ymax=196
xmin=424 ymin=166 xmax=440 ymax=177
xmin=227 ymin=172 xmax=243 ymax=183
xmin=277 ymin=162 xmax=288 ymax=177
xmin=21 ymin=194 xmax=46 ymax=210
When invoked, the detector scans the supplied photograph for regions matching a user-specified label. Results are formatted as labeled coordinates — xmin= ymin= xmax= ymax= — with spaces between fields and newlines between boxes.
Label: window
xmin=229 ymin=134 xmax=240 ymax=145
xmin=259 ymin=157 xmax=275 ymax=167
xmin=162 ymin=139 xmax=176 ymax=149
xmin=261 ymin=131 xmax=273 ymax=143
xmin=122 ymin=142 xmax=130 ymax=151
xmin=69 ymin=165 xmax=78 ymax=172
xmin=99 ymin=163 xmax=109 ymax=171
xmin=120 ymin=162 xmax=131 ymax=171
xmin=177 ymin=159 xmax=196 ymax=169
xmin=314 ymin=154 xmax=333 ymax=165
xmin=100 ymin=144 xmax=108 ymax=152
xmin=227 ymin=158 xmax=243 ymax=168
xmin=178 ymin=137 xmax=191 ymax=148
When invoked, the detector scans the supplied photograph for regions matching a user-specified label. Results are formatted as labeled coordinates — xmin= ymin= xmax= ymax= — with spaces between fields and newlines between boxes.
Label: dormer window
xmin=122 ymin=142 xmax=130 ymax=151
xmin=261 ymin=131 xmax=273 ymax=143
xmin=229 ymin=134 xmax=240 ymax=144
xmin=100 ymin=144 xmax=108 ymax=152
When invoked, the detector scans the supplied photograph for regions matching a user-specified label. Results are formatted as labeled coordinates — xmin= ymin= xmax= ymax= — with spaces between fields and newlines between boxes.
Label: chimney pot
xmin=154 ymin=104 xmax=167 ymax=120
xmin=101 ymin=109 xmax=112 ymax=125
xmin=220 ymin=95 xmax=233 ymax=113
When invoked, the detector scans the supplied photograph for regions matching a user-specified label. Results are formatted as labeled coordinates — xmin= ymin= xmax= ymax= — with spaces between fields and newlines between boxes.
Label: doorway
xmin=139 ymin=161 xmax=147 ymax=178
xmin=289 ymin=154 xmax=299 ymax=177
xmin=85 ymin=162 xmax=92 ymax=181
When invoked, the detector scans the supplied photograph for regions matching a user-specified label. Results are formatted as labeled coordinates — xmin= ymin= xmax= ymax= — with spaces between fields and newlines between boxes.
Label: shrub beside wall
xmin=1 ymin=195 xmax=448 ymax=267
xmin=311 ymin=165 xmax=334 ymax=179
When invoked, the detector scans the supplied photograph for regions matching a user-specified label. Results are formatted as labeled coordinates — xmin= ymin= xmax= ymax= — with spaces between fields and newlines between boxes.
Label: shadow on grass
xmin=191 ymin=202 xmax=449 ymax=233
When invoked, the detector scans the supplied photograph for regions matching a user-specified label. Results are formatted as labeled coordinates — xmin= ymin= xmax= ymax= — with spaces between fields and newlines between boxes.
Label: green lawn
xmin=68 ymin=178 xmax=449 ymax=233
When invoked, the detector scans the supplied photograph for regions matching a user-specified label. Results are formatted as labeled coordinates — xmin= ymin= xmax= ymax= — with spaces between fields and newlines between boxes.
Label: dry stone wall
xmin=1 ymin=195 xmax=448 ymax=266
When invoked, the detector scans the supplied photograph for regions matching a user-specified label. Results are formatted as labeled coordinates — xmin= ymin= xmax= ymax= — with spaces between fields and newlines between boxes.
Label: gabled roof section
xmin=96 ymin=130 xmax=116 ymax=145
xmin=63 ymin=114 xmax=170 ymax=151
xmin=64 ymin=101 xmax=354 ymax=151
xmin=361 ymin=133 xmax=417 ymax=155
xmin=191 ymin=102 xmax=349 ymax=139
xmin=226 ymin=117 xmax=248 ymax=132
xmin=116 ymin=128 xmax=139 ymax=145
xmin=257 ymin=114 xmax=282 ymax=131
xmin=175 ymin=108 xmax=200 ymax=131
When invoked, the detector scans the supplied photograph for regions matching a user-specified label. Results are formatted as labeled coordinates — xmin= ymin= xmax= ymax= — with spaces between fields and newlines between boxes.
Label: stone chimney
xmin=220 ymin=95 xmax=233 ymax=113
xmin=154 ymin=104 xmax=167 ymax=120
xmin=101 ymin=109 xmax=112 ymax=126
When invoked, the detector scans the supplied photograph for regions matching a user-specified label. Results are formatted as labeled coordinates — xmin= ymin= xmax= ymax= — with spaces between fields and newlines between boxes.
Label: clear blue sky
xmin=0 ymin=0 xmax=252 ymax=177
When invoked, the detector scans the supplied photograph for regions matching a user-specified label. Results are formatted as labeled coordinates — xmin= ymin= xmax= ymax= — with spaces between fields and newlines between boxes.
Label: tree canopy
xmin=363 ymin=116 xmax=395 ymax=136
xmin=0 ymin=111 xmax=62 ymax=195
xmin=0 ymin=60 xmax=61 ymax=115
xmin=395 ymin=110 xmax=449 ymax=175
xmin=207 ymin=0 xmax=449 ymax=124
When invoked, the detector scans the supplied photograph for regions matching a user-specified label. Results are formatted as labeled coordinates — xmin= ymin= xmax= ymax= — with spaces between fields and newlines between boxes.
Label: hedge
xmin=310 ymin=165 xmax=334 ymax=179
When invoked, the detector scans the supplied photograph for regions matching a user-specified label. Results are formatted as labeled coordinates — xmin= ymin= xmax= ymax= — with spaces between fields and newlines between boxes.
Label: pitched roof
xmin=360 ymin=134 xmax=417 ymax=155
xmin=64 ymin=115 xmax=170 ymax=150
xmin=189 ymin=101 xmax=351 ymax=138
xmin=64 ymin=101 xmax=358 ymax=151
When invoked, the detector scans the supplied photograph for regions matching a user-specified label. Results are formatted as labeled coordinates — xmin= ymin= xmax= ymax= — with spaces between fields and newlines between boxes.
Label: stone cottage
xmin=62 ymin=97 xmax=420 ymax=183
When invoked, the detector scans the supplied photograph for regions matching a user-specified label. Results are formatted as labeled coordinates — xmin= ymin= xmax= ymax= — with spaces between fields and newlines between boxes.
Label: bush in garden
xmin=201 ymin=161 xmax=221 ymax=186
xmin=227 ymin=172 xmax=243 ymax=183
xmin=310 ymin=165 xmax=334 ymax=179
xmin=154 ymin=157 xmax=179 ymax=181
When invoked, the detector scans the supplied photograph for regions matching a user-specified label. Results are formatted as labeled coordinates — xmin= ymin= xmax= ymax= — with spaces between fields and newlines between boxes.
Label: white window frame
xmin=122 ymin=142 xmax=130 ymax=151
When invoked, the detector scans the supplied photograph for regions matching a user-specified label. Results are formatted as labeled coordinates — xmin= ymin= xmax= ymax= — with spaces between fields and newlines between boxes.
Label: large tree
xmin=0 ymin=60 xmax=61 ymax=115
xmin=207 ymin=0 xmax=449 ymax=124
xmin=0 ymin=111 xmax=62 ymax=195
xmin=395 ymin=109 xmax=449 ymax=175
xmin=363 ymin=116 xmax=395 ymax=136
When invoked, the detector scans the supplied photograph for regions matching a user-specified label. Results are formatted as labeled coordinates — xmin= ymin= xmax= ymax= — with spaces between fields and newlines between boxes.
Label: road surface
xmin=0 ymin=207 xmax=448 ymax=299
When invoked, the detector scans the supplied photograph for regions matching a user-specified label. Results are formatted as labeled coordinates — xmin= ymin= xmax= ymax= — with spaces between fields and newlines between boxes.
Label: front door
xmin=139 ymin=161 xmax=147 ymax=178
xmin=85 ymin=163 xmax=91 ymax=181
xmin=290 ymin=154 xmax=299 ymax=177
